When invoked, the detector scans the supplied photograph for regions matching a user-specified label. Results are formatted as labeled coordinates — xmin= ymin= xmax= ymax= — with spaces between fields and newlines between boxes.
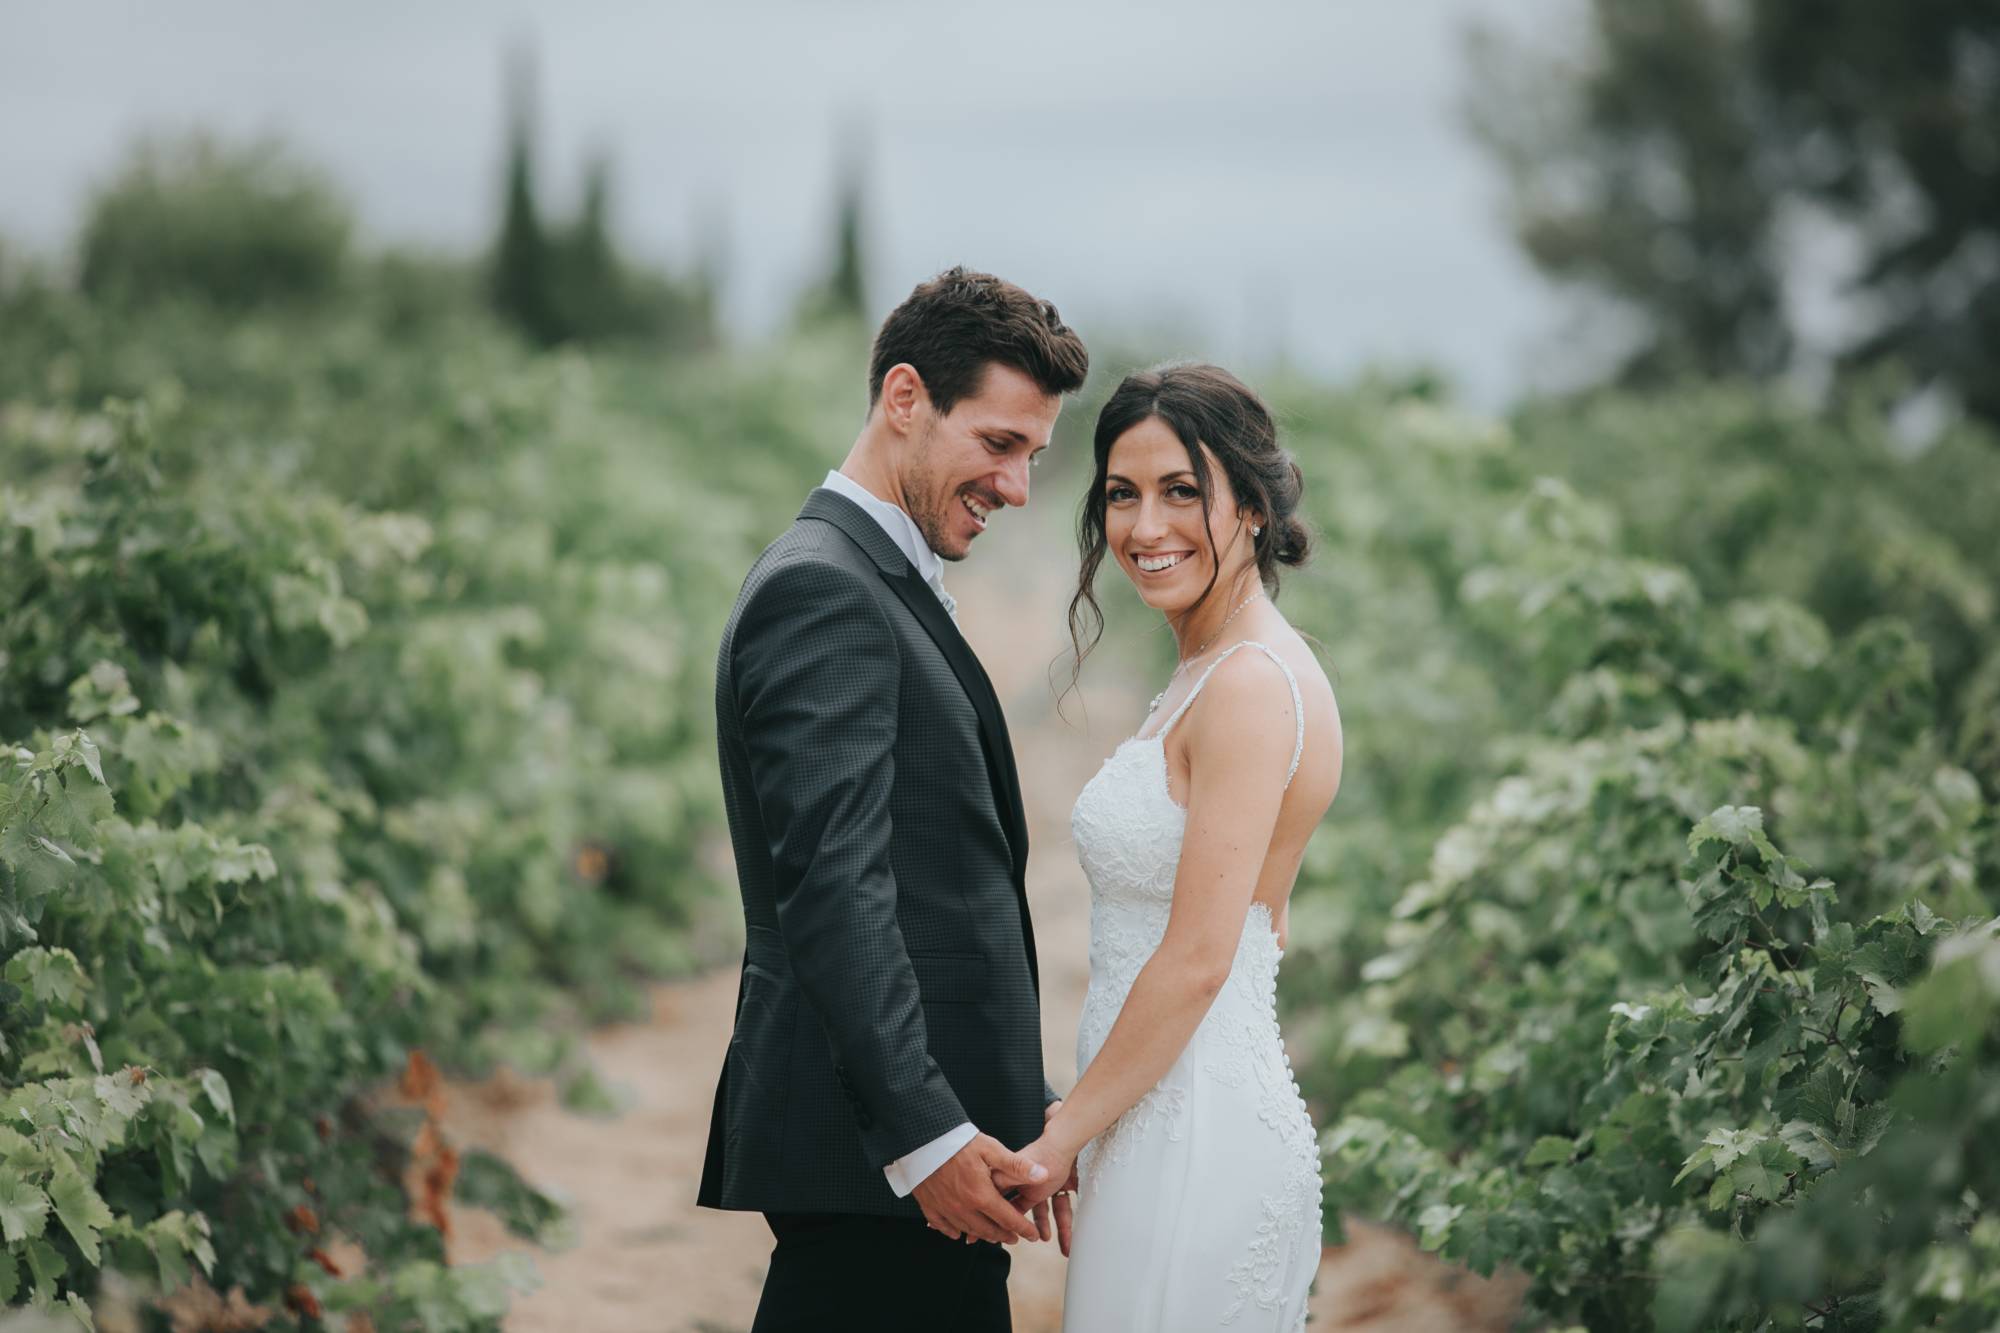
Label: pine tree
xmin=799 ymin=128 xmax=870 ymax=325
xmin=490 ymin=42 xmax=557 ymax=344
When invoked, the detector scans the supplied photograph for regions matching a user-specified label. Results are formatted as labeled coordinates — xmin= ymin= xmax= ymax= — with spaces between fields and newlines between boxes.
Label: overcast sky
xmin=2 ymin=0 xmax=1581 ymax=408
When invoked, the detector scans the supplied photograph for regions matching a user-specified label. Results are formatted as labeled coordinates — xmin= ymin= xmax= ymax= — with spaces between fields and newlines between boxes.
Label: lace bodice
xmin=1071 ymin=643 xmax=1315 ymax=1120
xmin=1072 ymin=639 xmax=1305 ymax=1007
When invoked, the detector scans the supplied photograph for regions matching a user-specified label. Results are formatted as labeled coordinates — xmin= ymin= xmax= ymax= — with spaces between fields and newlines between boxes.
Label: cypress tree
xmin=491 ymin=42 xmax=557 ymax=344
xmin=799 ymin=128 xmax=869 ymax=325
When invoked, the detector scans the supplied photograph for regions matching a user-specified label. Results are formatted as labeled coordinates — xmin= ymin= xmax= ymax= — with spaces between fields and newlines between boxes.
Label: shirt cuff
xmin=882 ymin=1120 xmax=977 ymax=1197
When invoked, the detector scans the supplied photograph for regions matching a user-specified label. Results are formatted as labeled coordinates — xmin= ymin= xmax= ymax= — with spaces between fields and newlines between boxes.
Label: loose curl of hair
xmin=1065 ymin=363 xmax=1311 ymax=692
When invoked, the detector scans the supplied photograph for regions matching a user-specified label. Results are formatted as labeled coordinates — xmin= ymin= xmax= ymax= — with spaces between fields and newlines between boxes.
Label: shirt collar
xmin=821 ymin=470 xmax=945 ymax=586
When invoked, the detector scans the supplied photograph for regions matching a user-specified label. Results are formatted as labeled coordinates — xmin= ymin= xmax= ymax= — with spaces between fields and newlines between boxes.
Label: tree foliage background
xmin=1467 ymin=0 xmax=2000 ymax=424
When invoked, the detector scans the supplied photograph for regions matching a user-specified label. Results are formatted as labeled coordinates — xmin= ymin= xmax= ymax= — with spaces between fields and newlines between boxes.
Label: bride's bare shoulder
xmin=1258 ymin=622 xmax=1338 ymax=719
xmin=1265 ymin=625 xmax=1343 ymax=784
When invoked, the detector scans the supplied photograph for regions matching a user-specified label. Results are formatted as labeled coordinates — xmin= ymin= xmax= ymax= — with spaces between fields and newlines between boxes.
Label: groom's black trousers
xmin=751 ymin=1212 xmax=1012 ymax=1332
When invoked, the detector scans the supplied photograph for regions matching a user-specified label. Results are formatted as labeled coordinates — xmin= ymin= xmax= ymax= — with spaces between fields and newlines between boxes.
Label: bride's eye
xmin=1105 ymin=484 xmax=1135 ymax=503
xmin=1168 ymin=483 xmax=1201 ymax=501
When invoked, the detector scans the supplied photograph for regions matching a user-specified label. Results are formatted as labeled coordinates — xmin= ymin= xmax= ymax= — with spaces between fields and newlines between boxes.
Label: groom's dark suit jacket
xmin=697 ymin=487 xmax=1052 ymax=1219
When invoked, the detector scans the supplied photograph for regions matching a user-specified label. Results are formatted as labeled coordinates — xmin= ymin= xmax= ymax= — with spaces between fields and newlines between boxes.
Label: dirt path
xmin=441 ymin=506 xmax=1525 ymax=1331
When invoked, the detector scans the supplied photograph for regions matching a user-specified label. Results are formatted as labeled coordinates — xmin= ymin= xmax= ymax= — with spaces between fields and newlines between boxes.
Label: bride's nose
xmin=1131 ymin=497 xmax=1170 ymax=542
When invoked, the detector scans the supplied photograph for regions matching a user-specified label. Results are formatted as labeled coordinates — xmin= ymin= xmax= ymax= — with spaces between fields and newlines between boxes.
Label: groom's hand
xmin=912 ymin=1132 xmax=1048 ymax=1246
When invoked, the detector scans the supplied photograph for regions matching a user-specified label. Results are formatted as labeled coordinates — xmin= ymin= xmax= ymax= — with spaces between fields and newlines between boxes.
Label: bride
xmin=1014 ymin=363 xmax=1342 ymax=1331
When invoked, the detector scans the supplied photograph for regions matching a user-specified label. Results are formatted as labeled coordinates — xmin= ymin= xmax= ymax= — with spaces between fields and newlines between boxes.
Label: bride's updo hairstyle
xmin=1066 ymin=363 xmax=1310 ymax=683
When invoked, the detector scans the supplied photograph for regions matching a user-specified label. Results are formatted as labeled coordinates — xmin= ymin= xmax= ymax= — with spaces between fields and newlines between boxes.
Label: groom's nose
xmin=991 ymin=454 xmax=1031 ymax=508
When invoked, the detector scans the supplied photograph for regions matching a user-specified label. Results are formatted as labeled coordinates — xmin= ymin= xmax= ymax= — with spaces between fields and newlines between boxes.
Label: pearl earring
xmin=1251 ymin=524 xmax=1263 ymax=537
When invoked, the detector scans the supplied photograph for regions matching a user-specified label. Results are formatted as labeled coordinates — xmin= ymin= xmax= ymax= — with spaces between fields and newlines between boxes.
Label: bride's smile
xmin=1132 ymin=550 xmax=1192 ymax=573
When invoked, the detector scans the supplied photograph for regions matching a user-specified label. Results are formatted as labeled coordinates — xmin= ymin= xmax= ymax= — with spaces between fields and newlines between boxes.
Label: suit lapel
xmin=878 ymin=568 xmax=1032 ymax=864
xmin=877 ymin=568 xmax=1039 ymax=993
xmin=799 ymin=489 xmax=1040 ymax=991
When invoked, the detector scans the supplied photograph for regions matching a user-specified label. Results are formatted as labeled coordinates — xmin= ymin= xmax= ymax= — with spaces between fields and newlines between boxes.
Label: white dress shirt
xmin=818 ymin=470 xmax=976 ymax=1196
xmin=820 ymin=470 xmax=956 ymax=624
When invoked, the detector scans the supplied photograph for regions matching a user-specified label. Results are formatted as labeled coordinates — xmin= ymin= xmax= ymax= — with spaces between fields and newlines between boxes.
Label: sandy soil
xmin=440 ymin=509 xmax=1527 ymax=1331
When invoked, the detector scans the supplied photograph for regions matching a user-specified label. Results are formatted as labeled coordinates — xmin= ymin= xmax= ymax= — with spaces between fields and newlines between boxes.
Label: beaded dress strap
xmin=1158 ymin=640 xmax=1307 ymax=788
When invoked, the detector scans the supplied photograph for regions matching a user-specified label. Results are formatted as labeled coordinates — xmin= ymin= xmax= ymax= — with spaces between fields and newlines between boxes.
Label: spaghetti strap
xmin=1157 ymin=640 xmax=1307 ymax=788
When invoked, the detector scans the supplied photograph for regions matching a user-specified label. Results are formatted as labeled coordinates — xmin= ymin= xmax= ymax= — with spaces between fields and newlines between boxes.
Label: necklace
xmin=1147 ymin=588 xmax=1265 ymax=713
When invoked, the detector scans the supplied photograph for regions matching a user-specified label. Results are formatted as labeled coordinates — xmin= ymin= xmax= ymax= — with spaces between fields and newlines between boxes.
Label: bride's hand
xmin=1005 ymin=1100 xmax=1081 ymax=1255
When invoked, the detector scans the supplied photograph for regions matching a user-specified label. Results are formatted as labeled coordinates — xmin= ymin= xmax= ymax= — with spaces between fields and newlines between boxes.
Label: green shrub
xmin=0 ymin=275 xmax=833 ymax=1323
xmin=78 ymin=134 xmax=352 ymax=309
xmin=1269 ymin=387 xmax=2000 ymax=1329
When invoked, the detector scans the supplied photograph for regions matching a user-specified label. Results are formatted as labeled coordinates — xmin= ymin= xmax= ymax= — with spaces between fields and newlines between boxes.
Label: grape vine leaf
xmin=1687 ymin=805 xmax=1772 ymax=858
xmin=0 ymin=1168 xmax=51 ymax=1243
xmin=58 ymin=1290 xmax=95 ymax=1330
xmin=6 ymin=948 xmax=88 ymax=1010
xmin=146 ymin=1210 xmax=216 ymax=1288
xmin=1525 ymin=1136 xmax=1576 ymax=1167
xmin=1724 ymin=1139 xmax=1798 ymax=1203
xmin=43 ymin=774 xmax=113 ymax=842
xmin=1416 ymin=1201 xmax=1463 ymax=1252
xmin=94 ymin=1070 xmax=146 ymax=1121
xmin=23 ymin=1236 xmax=64 ymax=1305
xmin=49 ymin=1160 xmax=116 ymax=1263
xmin=1777 ymin=1063 xmax=1849 ymax=1137
xmin=74 ymin=734 xmax=105 ymax=787
xmin=1777 ymin=1119 xmax=1837 ymax=1171
xmin=198 ymin=1069 xmax=234 ymax=1123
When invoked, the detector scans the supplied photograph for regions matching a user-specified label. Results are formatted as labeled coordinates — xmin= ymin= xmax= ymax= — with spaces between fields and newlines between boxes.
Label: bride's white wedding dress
xmin=1061 ymin=641 xmax=1323 ymax=1332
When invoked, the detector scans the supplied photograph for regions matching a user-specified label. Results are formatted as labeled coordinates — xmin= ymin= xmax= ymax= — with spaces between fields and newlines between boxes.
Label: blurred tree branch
xmin=1466 ymin=0 xmax=2000 ymax=427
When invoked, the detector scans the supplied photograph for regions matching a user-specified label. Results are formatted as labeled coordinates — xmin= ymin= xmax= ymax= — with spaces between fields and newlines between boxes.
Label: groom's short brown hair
xmin=868 ymin=267 xmax=1089 ymax=417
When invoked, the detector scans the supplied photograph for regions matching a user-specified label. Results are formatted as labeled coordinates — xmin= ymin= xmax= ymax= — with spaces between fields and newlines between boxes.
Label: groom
xmin=697 ymin=267 xmax=1090 ymax=1331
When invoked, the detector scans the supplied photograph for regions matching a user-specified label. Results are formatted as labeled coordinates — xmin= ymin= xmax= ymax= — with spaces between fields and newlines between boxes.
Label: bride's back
xmin=1152 ymin=608 xmax=1336 ymax=928
xmin=1148 ymin=610 xmax=1341 ymax=950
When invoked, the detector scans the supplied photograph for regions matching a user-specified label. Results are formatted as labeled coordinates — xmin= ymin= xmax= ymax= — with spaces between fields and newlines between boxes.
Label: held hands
xmin=912 ymin=1131 xmax=1049 ymax=1246
xmin=1005 ymin=1100 xmax=1081 ymax=1256
xmin=913 ymin=1104 xmax=1081 ymax=1254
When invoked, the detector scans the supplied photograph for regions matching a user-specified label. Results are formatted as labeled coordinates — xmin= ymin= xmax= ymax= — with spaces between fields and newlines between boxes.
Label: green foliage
xmin=1467 ymin=1 xmax=2000 ymax=423
xmin=1466 ymin=1 xmax=1788 ymax=385
xmin=453 ymin=1150 xmax=570 ymax=1248
xmin=1268 ymin=378 xmax=2000 ymax=1328
xmin=78 ymin=134 xmax=351 ymax=309
xmin=9 ymin=115 xmax=1998 ymax=1327
xmin=0 ymin=265 xmax=835 ymax=1322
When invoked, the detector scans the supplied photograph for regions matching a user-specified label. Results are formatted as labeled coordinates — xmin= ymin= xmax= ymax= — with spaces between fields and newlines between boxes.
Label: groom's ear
xmin=879 ymin=362 xmax=930 ymax=437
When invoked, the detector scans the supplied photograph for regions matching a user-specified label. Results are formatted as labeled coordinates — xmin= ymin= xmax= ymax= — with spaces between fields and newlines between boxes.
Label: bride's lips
xmin=1129 ymin=549 xmax=1196 ymax=577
